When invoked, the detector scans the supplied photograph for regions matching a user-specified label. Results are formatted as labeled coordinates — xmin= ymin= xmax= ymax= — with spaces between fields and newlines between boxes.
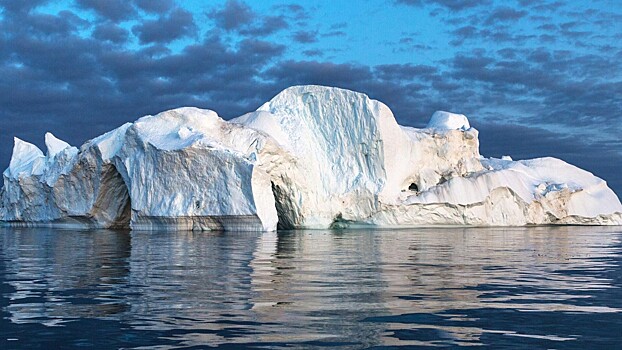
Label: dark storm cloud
xmin=132 ymin=8 xmax=197 ymax=44
xmin=76 ymin=0 xmax=137 ymax=22
xmin=92 ymin=23 xmax=129 ymax=44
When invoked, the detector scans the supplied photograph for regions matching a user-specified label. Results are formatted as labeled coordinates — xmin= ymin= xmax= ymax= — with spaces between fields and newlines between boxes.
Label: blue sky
xmin=1 ymin=0 xmax=621 ymax=194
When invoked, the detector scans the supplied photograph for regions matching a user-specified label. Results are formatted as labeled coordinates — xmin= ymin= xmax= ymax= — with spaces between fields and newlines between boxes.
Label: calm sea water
xmin=1 ymin=226 xmax=621 ymax=349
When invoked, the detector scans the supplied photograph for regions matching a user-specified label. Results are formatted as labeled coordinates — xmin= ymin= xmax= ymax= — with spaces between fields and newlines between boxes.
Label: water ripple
xmin=1 ymin=226 xmax=622 ymax=349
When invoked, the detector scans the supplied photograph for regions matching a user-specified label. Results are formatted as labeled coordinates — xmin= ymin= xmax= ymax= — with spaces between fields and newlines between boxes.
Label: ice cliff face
xmin=1 ymin=85 xmax=621 ymax=230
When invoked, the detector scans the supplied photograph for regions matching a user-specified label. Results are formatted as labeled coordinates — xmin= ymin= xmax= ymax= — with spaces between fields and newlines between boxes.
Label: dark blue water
xmin=1 ymin=226 xmax=622 ymax=349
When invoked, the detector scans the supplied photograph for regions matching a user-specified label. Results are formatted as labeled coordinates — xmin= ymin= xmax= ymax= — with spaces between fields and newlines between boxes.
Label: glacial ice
xmin=426 ymin=111 xmax=470 ymax=130
xmin=1 ymin=85 xmax=621 ymax=230
xmin=45 ymin=132 xmax=71 ymax=158
xmin=5 ymin=138 xmax=46 ymax=178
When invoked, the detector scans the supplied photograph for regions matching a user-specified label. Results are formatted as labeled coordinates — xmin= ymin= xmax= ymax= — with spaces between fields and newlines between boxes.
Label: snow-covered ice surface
xmin=426 ymin=111 xmax=470 ymax=130
xmin=1 ymin=85 xmax=621 ymax=230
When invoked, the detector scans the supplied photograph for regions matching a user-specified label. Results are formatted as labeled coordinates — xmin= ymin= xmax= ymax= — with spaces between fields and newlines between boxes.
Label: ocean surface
xmin=1 ymin=226 xmax=621 ymax=349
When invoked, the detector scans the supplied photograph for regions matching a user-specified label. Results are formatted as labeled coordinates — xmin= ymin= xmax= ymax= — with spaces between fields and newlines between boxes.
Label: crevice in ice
xmin=271 ymin=181 xmax=295 ymax=230
xmin=91 ymin=164 xmax=131 ymax=229
xmin=437 ymin=176 xmax=448 ymax=186
xmin=408 ymin=183 xmax=419 ymax=192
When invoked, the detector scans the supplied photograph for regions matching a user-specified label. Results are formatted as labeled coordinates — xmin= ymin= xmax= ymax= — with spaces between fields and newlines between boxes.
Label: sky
xmin=0 ymin=0 xmax=621 ymax=195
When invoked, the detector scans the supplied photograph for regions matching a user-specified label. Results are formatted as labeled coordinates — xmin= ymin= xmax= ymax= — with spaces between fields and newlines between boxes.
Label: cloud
xmin=20 ymin=10 xmax=88 ymax=36
xmin=375 ymin=64 xmax=437 ymax=81
xmin=272 ymin=3 xmax=309 ymax=21
xmin=134 ymin=0 xmax=174 ymax=14
xmin=292 ymin=30 xmax=318 ymax=43
xmin=330 ymin=22 xmax=347 ymax=29
xmin=0 ymin=0 xmax=49 ymax=14
xmin=92 ymin=23 xmax=129 ymax=44
xmin=208 ymin=0 xmax=254 ymax=31
xmin=76 ymin=0 xmax=137 ymax=22
xmin=518 ymin=0 xmax=566 ymax=12
xmin=239 ymin=15 xmax=289 ymax=36
xmin=208 ymin=0 xmax=292 ymax=36
xmin=484 ymin=6 xmax=527 ymax=25
xmin=303 ymin=49 xmax=323 ymax=57
xmin=132 ymin=8 xmax=197 ymax=44
xmin=396 ymin=0 xmax=492 ymax=11
xmin=449 ymin=25 xmax=537 ymax=45
xmin=265 ymin=60 xmax=372 ymax=87
xmin=322 ymin=30 xmax=346 ymax=37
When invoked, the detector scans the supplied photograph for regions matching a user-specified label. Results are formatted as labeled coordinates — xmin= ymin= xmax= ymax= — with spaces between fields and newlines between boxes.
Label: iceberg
xmin=1 ymin=85 xmax=620 ymax=230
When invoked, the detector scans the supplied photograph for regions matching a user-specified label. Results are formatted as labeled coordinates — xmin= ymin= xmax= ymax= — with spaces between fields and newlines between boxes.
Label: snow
xmin=230 ymin=110 xmax=292 ymax=150
xmin=409 ymin=156 xmax=620 ymax=215
xmin=88 ymin=122 xmax=132 ymax=162
xmin=45 ymin=133 xmax=71 ymax=158
xmin=1 ymin=85 xmax=621 ymax=230
xmin=4 ymin=138 xmax=46 ymax=178
xmin=426 ymin=111 xmax=471 ymax=130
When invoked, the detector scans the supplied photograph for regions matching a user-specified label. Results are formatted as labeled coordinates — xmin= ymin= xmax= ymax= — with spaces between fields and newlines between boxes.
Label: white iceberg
xmin=426 ymin=111 xmax=470 ymax=130
xmin=1 ymin=85 xmax=620 ymax=230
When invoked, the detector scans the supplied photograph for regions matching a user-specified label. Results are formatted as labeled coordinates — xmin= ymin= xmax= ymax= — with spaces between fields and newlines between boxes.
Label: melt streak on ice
xmin=1 ymin=86 xmax=621 ymax=230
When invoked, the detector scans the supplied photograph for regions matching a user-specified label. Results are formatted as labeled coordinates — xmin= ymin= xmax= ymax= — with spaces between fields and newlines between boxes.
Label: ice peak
xmin=5 ymin=137 xmax=45 ymax=178
xmin=45 ymin=132 xmax=71 ymax=158
xmin=133 ymin=107 xmax=222 ymax=151
xmin=426 ymin=111 xmax=470 ymax=131
xmin=276 ymin=84 xmax=357 ymax=95
xmin=260 ymin=85 xmax=373 ymax=111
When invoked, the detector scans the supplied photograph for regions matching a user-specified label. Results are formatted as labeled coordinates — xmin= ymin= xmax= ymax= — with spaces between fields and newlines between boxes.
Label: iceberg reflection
xmin=1 ymin=226 xmax=621 ymax=348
